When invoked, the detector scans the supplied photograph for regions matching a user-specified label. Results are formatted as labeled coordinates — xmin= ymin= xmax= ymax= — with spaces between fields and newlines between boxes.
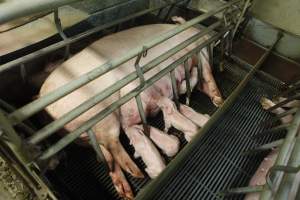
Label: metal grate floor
xmin=45 ymin=61 xmax=284 ymax=200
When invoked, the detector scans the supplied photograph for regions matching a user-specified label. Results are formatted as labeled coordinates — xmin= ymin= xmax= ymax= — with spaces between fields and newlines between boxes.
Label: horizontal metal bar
xmin=260 ymin=110 xmax=300 ymax=199
xmin=275 ymin=84 xmax=300 ymax=99
xmin=0 ymin=2 xmax=176 ymax=74
xmin=259 ymin=123 xmax=290 ymax=135
xmin=7 ymin=0 xmax=242 ymax=125
xmin=38 ymin=28 xmax=227 ymax=160
xmin=219 ymin=185 xmax=264 ymax=195
xmin=268 ymin=93 xmax=300 ymax=112
xmin=28 ymin=21 xmax=222 ymax=145
xmin=243 ymin=139 xmax=283 ymax=155
xmin=261 ymin=108 xmax=298 ymax=126
xmin=136 ymin=25 xmax=282 ymax=200
xmin=0 ymin=0 xmax=82 ymax=25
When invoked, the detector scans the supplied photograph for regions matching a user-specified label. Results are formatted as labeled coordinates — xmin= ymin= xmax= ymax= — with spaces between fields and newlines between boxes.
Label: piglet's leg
xmin=124 ymin=125 xmax=166 ymax=178
xmin=100 ymin=145 xmax=134 ymax=200
xmin=198 ymin=48 xmax=223 ymax=107
xmin=156 ymin=97 xmax=199 ymax=142
xmin=142 ymin=125 xmax=180 ymax=157
xmin=179 ymin=104 xmax=210 ymax=127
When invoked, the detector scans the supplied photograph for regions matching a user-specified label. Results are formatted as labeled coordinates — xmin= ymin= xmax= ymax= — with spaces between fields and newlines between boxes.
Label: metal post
xmin=86 ymin=129 xmax=109 ymax=172
xmin=135 ymin=95 xmax=150 ymax=137
xmin=183 ymin=59 xmax=192 ymax=105
xmin=170 ymin=70 xmax=180 ymax=108
xmin=196 ymin=50 xmax=203 ymax=87
xmin=219 ymin=37 xmax=225 ymax=72
xmin=54 ymin=9 xmax=70 ymax=59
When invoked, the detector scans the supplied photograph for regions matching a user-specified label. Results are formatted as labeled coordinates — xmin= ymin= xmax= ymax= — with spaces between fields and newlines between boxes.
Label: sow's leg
xmin=156 ymin=96 xmax=199 ymax=142
xmin=198 ymin=48 xmax=224 ymax=107
xmin=100 ymin=145 xmax=134 ymax=200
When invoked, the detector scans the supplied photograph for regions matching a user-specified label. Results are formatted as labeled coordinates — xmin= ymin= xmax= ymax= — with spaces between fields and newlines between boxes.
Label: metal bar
xmin=28 ymin=21 xmax=223 ymax=145
xmin=261 ymin=108 xmax=298 ymax=126
xmin=54 ymin=9 xmax=70 ymax=59
xmin=208 ymin=42 xmax=214 ymax=67
xmin=164 ymin=4 xmax=175 ymax=21
xmin=260 ymin=123 xmax=290 ymax=135
xmin=219 ymin=185 xmax=264 ymax=195
xmin=0 ymin=2 xmax=177 ymax=74
xmin=275 ymin=138 xmax=300 ymax=199
xmin=196 ymin=50 xmax=203 ymax=87
xmin=86 ymin=129 xmax=109 ymax=172
xmin=7 ymin=0 xmax=240 ymax=124
xmin=219 ymin=37 xmax=225 ymax=72
xmin=136 ymin=27 xmax=283 ymax=200
xmin=243 ymin=139 xmax=283 ymax=155
xmin=275 ymin=84 xmax=300 ymax=99
xmin=260 ymin=110 xmax=300 ymax=199
xmin=135 ymin=95 xmax=150 ymax=136
xmin=170 ymin=69 xmax=180 ymax=108
xmin=0 ymin=0 xmax=82 ymax=25
xmin=232 ymin=0 xmax=251 ymax=38
xmin=268 ymin=93 xmax=300 ymax=112
xmin=38 ymin=28 xmax=226 ymax=160
xmin=183 ymin=59 xmax=192 ymax=105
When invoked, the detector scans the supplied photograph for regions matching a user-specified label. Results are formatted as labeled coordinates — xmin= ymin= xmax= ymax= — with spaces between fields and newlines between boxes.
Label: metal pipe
xmin=261 ymin=107 xmax=298 ymax=127
xmin=232 ymin=0 xmax=251 ymax=38
xmin=135 ymin=95 xmax=150 ymax=136
xmin=274 ymin=84 xmax=300 ymax=99
xmin=54 ymin=9 xmax=70 ymax=59
xmin=268 ymin=93 xmax=300 ymax=112
xmin=220 ymin=185 xmax=264 ymax=195
xmin=0 ymin=0 xmax=82 ymax=25
xmin=136 ymin=26 xmax=282 ymax=200
xmin=259 ymin=123 xmax=290 ymax=135
xmin=183 ymin=59 xmax=192 ymax=105
xmin=28 ymin=21 xmax=223 ymax=145
xmin=170 ymin=69 xmax=180 ymax=108
xmin=7 ymin=0 xmax=242 ymax=125
xmin=260 ymin=110 xmax=300 ymax=199
xmin=38 ymin=29 xmax=226 ymax=160
xmin=0 ymin=2 xmax=177 ymax=74
xmin=87 ymin=129 xmax=109 ymax=172
xmin=243 ymin=139 xmax=283 ymax=155
xmin=275 ymin=138 xmax=300 ymax=199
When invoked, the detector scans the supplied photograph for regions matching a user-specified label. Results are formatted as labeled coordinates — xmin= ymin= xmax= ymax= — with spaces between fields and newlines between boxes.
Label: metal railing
xmin=0 ymin=0 xmax=258 ymax=199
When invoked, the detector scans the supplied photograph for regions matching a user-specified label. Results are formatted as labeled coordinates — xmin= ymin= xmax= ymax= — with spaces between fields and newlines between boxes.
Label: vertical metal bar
xmin=170 ymin=69 xmax=180 ymax=108
xmin=196 ymin=51 xmax=203 ymax=87
xmin=219 ymin=37 xmax=225 ymax=72
xmin=135 ymin=95 xmax=149 ymax=136
xmin=54 ymin=9 xmax=70 ymax=59
xmin=232 ymin=0 xmax=251 ymax=38
xmin=164 ymin=4 xmax=175 ymax=21
xmin=208 ymin=42 xmax=214 ymax=67
xmin=183 ymin=59 xmax=192 ymax=105
xmin=86 ymin=129 xmax=109 ymax=172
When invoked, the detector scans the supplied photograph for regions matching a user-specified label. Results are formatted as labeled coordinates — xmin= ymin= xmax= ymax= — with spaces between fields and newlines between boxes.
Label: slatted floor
xmin=45 ymin=61 xmax=284 ymax=200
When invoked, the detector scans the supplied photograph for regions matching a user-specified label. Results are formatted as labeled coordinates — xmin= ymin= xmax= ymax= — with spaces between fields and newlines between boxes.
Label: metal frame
xmin=1 ymin=0 xmax=279 ymax=199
